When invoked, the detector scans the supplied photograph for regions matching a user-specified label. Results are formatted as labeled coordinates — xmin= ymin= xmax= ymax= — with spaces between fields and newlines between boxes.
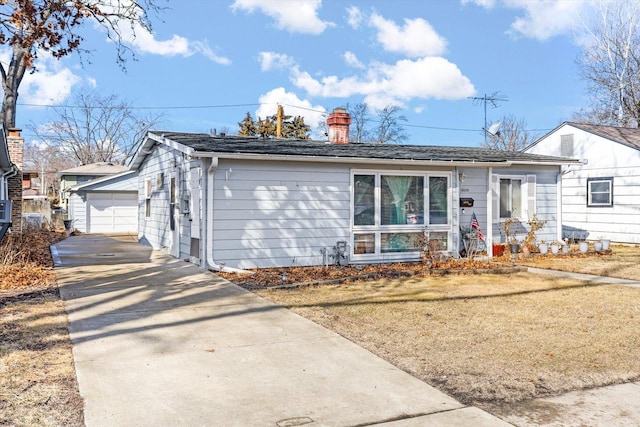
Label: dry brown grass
xmin=518 ymin=244 xmax=640 ymax=281
xmin=255 ymin=271 xmax=640 ymax=408
xmin=0 ymin=227 xmax=83 ymax=426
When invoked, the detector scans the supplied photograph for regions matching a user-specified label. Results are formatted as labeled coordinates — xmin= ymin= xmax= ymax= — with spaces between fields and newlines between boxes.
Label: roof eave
xmin=192 ymin=150 xmax=572 ymax=167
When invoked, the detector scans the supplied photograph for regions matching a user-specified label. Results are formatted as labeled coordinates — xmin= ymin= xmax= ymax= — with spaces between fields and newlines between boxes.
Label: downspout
xmin=486 ymin=167 xmax=493 ymax=256
xmin=556 ymin=165 xmax=573 ymax=243
xmin=1 ymin=166 xmax=18 ymax=199
xmin=205 ymin=157 xmax=247 ymax=274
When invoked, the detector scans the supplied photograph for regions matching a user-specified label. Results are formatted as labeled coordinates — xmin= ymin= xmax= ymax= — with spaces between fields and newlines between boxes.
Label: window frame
xmin=351 ymin=170 xmax=452 ymax=259
xmin=587 ymin=177 xmax=613 ymax=207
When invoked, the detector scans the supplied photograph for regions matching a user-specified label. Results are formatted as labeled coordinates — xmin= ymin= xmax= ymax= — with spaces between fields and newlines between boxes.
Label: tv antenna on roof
xmin=469 ymin=92 xmax=508 ymax=145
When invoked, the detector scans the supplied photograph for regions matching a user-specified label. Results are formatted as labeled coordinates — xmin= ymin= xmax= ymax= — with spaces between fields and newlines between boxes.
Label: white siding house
xmin=129 ymin=124 xmax=575 ymax=271
xmin=526 ymin=122 xmax=640 ymax=244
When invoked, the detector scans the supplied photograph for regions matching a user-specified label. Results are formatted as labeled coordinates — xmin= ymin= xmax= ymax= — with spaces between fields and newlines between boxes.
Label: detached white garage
xmin=67 ymin=171 xmax=138 ymax=234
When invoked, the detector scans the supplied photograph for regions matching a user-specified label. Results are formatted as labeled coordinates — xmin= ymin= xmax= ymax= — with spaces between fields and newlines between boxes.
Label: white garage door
xmin=87 ymin=192 xmax=138 ymax=233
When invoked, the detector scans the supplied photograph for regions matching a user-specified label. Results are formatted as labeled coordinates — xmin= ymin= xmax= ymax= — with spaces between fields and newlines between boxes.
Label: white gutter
xmin=194 ymin=150 xmax=580 ymax=168
xmin=193 ymin=150 xmax=516 ymax=168
xmin=205 ymin=157 xmax=247 ymax=274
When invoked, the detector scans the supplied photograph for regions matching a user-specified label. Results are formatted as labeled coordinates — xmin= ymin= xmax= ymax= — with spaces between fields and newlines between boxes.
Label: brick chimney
xmin=7 ymin=128 xmax=23 ymax=231
xmin=327 ymin=108 xmax=351 ymax=144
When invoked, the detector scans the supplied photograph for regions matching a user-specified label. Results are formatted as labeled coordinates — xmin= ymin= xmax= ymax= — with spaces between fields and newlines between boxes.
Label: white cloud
xmin=346 ymin=6 xmax=363 ymax=29
xmin=290 ymin=57 xmax=475 ymax=109
xmin=369 ymin=14 xmax=447 ymax=57
xmin=258 ymin=52 xmax=295 ymax=71
xmin=256 ymin=87 xmax=327 ymax=132
xmin=461 ymin=0 xmax=497 ymax=8
xmin=231 ymin=0 xmax=333 ymax=35
xmin=505 ymin=0 xmax=587 ymax=41
xmin=343 ymin=51 xmax=365 ymax=69
xmin=462 ymin=0 xmax=589 ymax=41
xmin=17 ymin=55 xmax=80 ymax=106
xmin=117 ymin=21 xmax=231 ymax=64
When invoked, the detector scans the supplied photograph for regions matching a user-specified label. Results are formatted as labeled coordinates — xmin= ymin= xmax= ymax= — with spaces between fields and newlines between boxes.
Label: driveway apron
xmin=52 ymin=234 xmax=508 ymax=426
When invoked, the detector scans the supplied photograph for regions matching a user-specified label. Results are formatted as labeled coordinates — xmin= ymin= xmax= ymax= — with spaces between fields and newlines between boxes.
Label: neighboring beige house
xmin=525 ymin=122 xmax=640 ymax=244
xmin=59 ymin=162 xmax=128 ymax=212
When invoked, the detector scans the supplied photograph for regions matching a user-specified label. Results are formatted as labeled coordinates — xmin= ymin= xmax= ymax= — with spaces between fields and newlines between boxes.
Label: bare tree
xmin=345 ymin=102 xmax=370 ymax=143
xmin=373 ymin=105 xmax=408 ymax=144
xmin=480 ymin=114 xmax=537 ymax=151
xmin=23 ymin=139 xmax=77 ymax=200
xmin=31 ymin=91 xmax=163 ymax=165
xmin=0 ymin=0 xmax=161 ymax=132
xmin=344 ymin=102 xmax=408 ymax=144
xmin=576 ymin=1 xmax=640 ymax=127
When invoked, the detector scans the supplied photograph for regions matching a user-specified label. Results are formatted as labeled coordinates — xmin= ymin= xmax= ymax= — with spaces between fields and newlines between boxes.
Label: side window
xmin=145 ymin=178 xmax=152 ymax=218
xmin=428 ymin=176 xmax=448 ymax=224
xmin=354 ymin=175 xmax=375 ymax=226
xmin=587 ymin=177 xmax=613 ymax=207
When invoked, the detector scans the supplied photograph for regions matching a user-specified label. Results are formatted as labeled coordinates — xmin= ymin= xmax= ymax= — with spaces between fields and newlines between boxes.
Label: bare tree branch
xmin=576 ymin=1 xmax=640 ymax=126
xmin=480 ymin=114 xmax=538 ymax=152
xmin=30 ymin=91 xmax=163 ymax=165
xmin=0 ymin=0 xmax=162 ymax=132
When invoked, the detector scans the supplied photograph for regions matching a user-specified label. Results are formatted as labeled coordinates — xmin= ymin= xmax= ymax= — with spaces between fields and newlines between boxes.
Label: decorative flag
xmin=471 ymin=212 xmax=484 ymax=242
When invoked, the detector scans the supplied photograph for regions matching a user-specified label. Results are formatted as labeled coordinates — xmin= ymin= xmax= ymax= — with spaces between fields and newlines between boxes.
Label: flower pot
xmin=601 ymin=239 xmax=610 ymax=251
xmin=492 ymin=244 xmax=504 ymax=257
xmin=579 ymin=241 xmax=589 ymax=253
xmin=550 ymin=244 xmax=560 ymax=254
xmin=562 ymin=245 xmax=570 ymax=254
xmin=509 ymin=243 xmax=520 ymax=254
xmin=538 ymin=243 xmax=548 ymax=254
xmin=594 ymin=241 xmax=603 ymax=252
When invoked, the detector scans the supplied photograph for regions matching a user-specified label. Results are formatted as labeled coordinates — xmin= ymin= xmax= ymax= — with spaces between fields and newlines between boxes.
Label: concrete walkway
xmin=52 ymin=235 xmax=507 ymax=426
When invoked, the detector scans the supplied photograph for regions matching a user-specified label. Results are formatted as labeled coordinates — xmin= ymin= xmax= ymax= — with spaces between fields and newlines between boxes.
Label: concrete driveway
xmin=52 ymin=234 xmax=507 ymax=426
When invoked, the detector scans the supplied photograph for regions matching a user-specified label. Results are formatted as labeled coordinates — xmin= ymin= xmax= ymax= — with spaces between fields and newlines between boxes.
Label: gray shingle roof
xmin=568 ymin=122 xmax=640 ymax=150
xmin=150 ymin=131 xmax=575 ymax=165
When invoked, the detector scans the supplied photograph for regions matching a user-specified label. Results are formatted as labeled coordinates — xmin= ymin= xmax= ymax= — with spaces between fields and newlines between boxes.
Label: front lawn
xmin=253 ymin=270 xmax=640 ymax=410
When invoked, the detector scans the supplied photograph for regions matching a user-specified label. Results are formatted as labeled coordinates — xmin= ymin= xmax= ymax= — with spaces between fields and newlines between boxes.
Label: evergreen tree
xmin=238 ymin=112 xmax=257 ymax=136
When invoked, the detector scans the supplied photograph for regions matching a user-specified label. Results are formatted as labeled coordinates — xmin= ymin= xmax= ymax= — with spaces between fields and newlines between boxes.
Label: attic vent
xmin=560 ymin=134 xmax=574 ymax=157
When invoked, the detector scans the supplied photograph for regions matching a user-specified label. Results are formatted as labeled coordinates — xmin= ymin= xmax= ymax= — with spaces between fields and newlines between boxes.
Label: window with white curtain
xmin=352 ymin=171 xmax=450 ymax=257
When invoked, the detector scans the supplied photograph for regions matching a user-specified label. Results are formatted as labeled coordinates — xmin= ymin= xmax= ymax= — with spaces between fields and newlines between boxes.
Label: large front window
xmin=352 ymin=172 xmax=451 ymax=258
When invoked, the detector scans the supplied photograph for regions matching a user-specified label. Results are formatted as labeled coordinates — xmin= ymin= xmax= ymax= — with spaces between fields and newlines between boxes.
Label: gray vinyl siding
xmin=67 ymin=193 xmax=87 ymax=233
xmin=492 ymin=165 xmax=559 ymax=244
xmin=458 ymin=167 xmax=488 ymax=245
xmin=211 ymin=160 xmax=350 ymax=269
xmin=137 ymin=144 xmax=193 ymax=258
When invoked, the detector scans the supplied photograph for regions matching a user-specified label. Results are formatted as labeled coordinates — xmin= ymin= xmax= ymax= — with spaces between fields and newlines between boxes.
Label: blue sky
xmin=9 ymin=0 xmax=597 ymax=147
